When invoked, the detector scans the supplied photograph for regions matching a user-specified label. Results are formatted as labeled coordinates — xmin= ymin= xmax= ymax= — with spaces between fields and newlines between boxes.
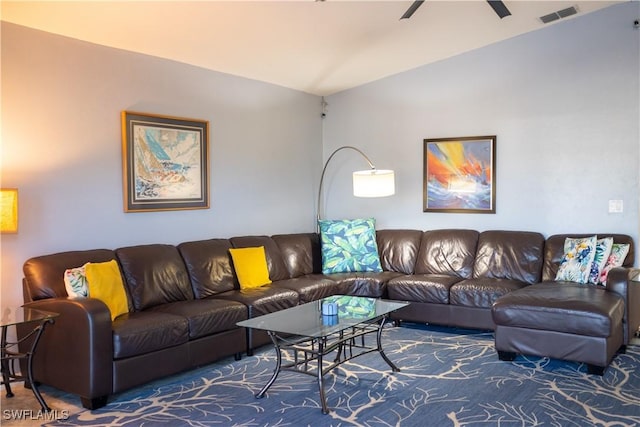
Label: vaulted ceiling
xmin=1 ymin=1 xmax=624 ymax=95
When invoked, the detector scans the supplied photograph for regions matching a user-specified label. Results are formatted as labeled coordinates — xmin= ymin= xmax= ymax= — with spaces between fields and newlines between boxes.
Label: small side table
xmin=631 ymin=269 xmax=640 ymax=339
xmin=1 ymin=306 xmax=58 ymax=411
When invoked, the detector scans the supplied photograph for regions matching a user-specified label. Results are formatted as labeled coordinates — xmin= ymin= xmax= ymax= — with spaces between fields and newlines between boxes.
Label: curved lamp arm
xmin=317 ymin=146 xmax=393 ymax=227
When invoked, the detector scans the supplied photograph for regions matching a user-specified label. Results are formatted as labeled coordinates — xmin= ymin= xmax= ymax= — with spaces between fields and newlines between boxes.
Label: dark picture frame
xmin=423 ymin=135 xmax=496 ymax=213
xmin=121 ymin=111 xmax=209 ymax=212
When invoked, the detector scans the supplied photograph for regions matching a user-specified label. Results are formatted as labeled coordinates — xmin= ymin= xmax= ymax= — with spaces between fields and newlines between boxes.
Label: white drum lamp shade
xmin=352 ymin=170 xmax=395 ymax=198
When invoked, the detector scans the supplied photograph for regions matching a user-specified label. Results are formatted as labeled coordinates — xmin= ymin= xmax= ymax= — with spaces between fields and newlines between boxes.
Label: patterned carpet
xmin=2 ymin=324 xmax=639 ymax=426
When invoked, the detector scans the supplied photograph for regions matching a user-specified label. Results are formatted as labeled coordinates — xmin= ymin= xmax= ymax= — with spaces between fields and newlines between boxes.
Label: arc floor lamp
xmin=316 ymin=146 xmax=395 ymax=226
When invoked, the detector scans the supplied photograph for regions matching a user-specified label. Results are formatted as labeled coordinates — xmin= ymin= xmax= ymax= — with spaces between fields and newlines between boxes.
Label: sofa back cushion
xmin=272 ymin=233 xmax=321 ymax=278
xmin=473 ymin=230 xmax=545 ymax=284
xmin=415 ymin=229 xmax=479 ymax=277
xmin=23 ymin=249 xmax=117 ymax=301
xmin=229 ymin=235 xmax=290 ymax=281
xmin=376 ymin=229 xmax=423 ymax=274
xmin=177 ymin=239 xmax=236 ymax=298
xmin=116 ymin=244 xmax=194 ymax=311
xmin=542 ymin=233 xmax=634 ymax=282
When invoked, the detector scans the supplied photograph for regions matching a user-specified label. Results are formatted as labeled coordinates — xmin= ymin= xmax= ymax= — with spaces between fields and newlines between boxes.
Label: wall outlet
xmin=608 ymin=199 xmax=623 ymax=213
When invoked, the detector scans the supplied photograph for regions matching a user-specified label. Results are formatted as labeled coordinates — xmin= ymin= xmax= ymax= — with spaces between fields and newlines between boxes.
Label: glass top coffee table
xmin=237 ymin=295 xmax=408 ymax=414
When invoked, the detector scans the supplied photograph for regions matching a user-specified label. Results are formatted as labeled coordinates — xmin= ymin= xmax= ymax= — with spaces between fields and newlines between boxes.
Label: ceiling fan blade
xmin=401 ymin=0 xmax=425 ymax=20
xmin=487 ymin=0 xmax=511 ymax=19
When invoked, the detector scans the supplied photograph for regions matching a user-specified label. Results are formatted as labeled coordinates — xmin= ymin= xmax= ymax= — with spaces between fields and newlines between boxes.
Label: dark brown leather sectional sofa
xmin=20 ymin=229 xmax=637 ymax=409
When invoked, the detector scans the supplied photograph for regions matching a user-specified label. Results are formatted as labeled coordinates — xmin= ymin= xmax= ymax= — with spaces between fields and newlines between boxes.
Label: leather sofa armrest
xmin=606 ymin=267 xmax=640 ymax=344
xmin=18 ymin=297 xmax=114 ymax=400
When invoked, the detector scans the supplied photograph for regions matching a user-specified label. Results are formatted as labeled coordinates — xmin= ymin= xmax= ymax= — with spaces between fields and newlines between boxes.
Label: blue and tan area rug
xmin=35 ymin=325 xmax=640 ymax=426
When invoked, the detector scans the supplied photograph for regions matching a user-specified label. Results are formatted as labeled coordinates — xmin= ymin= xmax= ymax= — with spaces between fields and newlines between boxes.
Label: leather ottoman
xmin=492 ymin=282 xmax=625 ymax=374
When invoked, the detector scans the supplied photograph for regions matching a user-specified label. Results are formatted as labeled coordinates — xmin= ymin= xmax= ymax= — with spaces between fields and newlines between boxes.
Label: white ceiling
xmin=1 ymin=1 xmax=624 ymax=96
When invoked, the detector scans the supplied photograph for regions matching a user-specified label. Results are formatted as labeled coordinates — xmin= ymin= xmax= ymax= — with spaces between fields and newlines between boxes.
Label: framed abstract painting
xmin=423 ymin=136 xmax=496 ymax=213
xmin=121 ymin=111 xmax=209 ymax=212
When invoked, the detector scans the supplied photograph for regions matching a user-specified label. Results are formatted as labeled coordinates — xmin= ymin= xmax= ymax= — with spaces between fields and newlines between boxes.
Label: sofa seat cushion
xmin=492 ymin=282 xmax=625 ymax=337
xmin=149 ymin=299 xmax=248 ymax=340
xmin=213 ymin=287 xmax=299 ymax=318
xmin=327 ymin=271 xmax=403 ymax=298
xmin=270 ymin=276 xmax=338 ymax=304
xmin=450 ymin=278 xmax=528 ymax=308
xmin=112 ymin=311 xmax=189 ymax=359
xmin=387 ymin=274 xmax=462 ymax=304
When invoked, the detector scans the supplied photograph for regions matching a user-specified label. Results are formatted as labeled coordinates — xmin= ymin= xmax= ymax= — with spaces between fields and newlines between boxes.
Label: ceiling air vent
xmin=539 ymin=6 xmax=578 ymax=24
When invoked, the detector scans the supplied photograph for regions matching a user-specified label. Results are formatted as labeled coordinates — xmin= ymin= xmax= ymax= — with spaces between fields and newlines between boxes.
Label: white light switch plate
xmin=608 ymin=200 xmax=623 ymax=213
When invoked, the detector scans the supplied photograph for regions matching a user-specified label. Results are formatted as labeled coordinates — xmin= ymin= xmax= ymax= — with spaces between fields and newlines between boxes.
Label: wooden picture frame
xmin=423 ymin=135 xmax=496 ymax=213
xmin=121 ymin=111 xmax=209 ymax=212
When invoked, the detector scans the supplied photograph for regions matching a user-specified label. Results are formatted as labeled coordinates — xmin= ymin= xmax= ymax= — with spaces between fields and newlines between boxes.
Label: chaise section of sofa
xmin=544 ymin=234 xmax=636 ymax=347
xmin=493 ymin=281 xmax=626 ymax=374
xmin=492 ymin=233 xmax=637 ymax=374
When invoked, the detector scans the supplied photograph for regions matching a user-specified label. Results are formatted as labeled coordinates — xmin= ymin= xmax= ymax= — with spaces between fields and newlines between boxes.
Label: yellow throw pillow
xmin=229 ymin=246 xmax=272 ymax=289
xmin=85 ymin=260 xmax=129 ymax=321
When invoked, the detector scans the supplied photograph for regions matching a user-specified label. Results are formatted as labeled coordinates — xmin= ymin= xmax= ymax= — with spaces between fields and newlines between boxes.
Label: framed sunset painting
xmin=423 ymin=136 xmax=496 ymax=213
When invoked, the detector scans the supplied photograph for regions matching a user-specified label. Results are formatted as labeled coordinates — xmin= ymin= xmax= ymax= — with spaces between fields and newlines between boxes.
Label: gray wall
xmin=1 ymin=2 xmax=639 ymax=310
xmin=322 ymin=2 xmax=639 ymax=252
xmin=1 ymin=22 xmax=322 ymax=307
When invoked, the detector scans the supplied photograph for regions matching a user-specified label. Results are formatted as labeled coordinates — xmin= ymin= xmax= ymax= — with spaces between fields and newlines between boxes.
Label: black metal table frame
xmin=1 ymin=316 xmax=56 ymax=411
xmin=255 ymin=314 xmax=399 ymax=414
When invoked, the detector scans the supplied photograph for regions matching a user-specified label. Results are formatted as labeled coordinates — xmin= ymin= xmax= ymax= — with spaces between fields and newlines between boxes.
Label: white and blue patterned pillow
xmin=555 ymin=236 xmax=597 ymax=284
xmin=587 ymin=237 xmax=613 ymax=284
xmin=64 ymin=263 xmax=89 ymax=297
xmin=598 ymin=243 xmax=630 ymax=285
xmin=318 ymin=218 xmax=382 ymax=274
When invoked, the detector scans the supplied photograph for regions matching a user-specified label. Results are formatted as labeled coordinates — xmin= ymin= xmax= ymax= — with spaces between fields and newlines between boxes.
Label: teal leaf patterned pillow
xmin=318 ymin=218 xmax=383 ymax=274
xmin=555 ymin=236 xmax=597 ymax=284
xmin=587 ymin=237 xmax=613 ymax=284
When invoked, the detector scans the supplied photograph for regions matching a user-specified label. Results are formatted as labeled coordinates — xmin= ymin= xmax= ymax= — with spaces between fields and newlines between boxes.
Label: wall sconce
xmin=1 ymin=189 xmax=19 ymax=233
xmin=316 ymin=146 xmax=395 ymax=224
